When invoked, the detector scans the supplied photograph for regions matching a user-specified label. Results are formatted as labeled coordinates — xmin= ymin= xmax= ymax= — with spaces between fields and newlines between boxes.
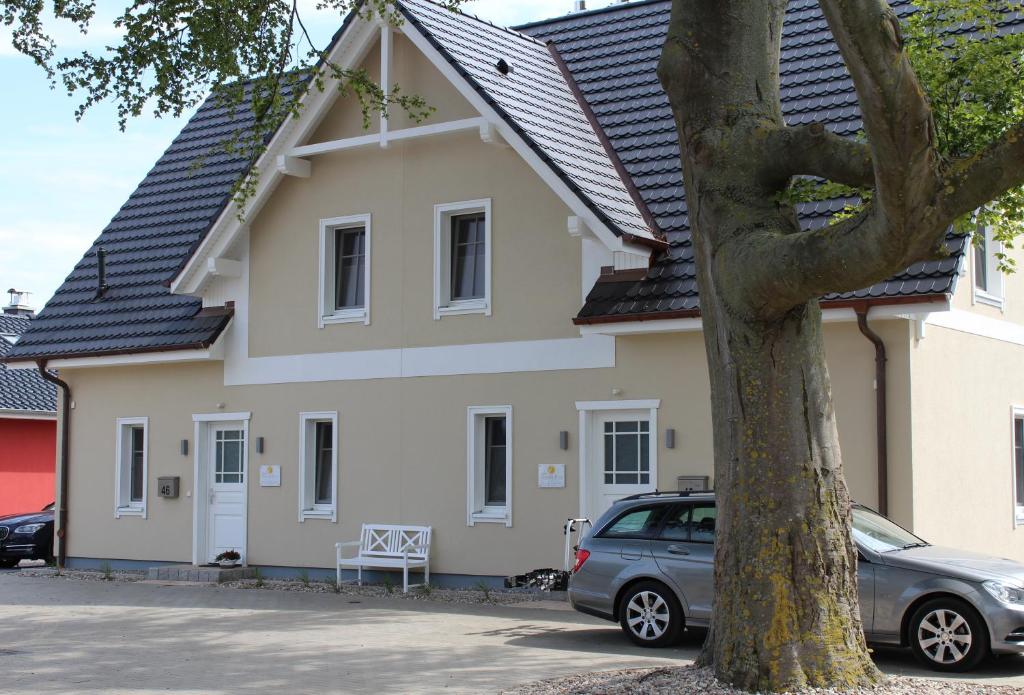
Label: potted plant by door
xmin=216 ymin=550 xmax=241 ymax=568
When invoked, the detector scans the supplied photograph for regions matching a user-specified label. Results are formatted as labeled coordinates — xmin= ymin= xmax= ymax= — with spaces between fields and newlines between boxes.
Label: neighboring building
xmin=0 ymin=291 xmax=57 ymax=516
xmin=5 ymin=0 xmax=1024 ymax=580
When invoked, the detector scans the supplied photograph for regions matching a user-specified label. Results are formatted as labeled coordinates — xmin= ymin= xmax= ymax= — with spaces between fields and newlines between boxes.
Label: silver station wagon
xmin=568 ymin=492 xmax=1024 ymax=672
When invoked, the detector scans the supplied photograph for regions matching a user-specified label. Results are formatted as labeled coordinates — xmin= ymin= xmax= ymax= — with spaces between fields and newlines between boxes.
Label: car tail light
xmin=572 ymin=548 xmax=591 ymax=574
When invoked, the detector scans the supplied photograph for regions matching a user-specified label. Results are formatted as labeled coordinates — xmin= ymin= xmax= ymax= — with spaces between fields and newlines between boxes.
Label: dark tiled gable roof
xmin=9 ymin=0 xmax=1014 ymax=360
xmin=521 ymin=0 xmax=982 ymax=322
xmin=4 ymin=88 xmax=264 ymax=362
xmin=0 ymin=322 xmax=56 ymax=413
xmin=397 ymin=0 xmax=654 ymax=241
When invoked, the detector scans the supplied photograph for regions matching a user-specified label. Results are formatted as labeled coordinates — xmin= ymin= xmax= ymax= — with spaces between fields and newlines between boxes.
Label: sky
xmin=0 ymin=0 xmax=623 ymax=310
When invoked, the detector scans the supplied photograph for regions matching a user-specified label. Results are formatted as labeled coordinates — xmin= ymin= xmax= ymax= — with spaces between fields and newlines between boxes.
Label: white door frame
xmin=576 ymin=400 xmax=660 ymax=521
xmin=192 ymin=412 xmax=252 ymax=566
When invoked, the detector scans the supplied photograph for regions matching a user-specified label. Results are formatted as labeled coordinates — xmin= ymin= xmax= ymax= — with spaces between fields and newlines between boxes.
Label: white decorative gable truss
xmin=171 ymin=0 xmax=660 ymax=299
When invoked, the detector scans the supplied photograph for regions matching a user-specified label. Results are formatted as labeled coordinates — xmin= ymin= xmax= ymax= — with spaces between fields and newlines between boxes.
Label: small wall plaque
xmin=260 ymin=465 xmax=281 ymax=487
xmin=538 ymin=464 xmax=565 ymax=489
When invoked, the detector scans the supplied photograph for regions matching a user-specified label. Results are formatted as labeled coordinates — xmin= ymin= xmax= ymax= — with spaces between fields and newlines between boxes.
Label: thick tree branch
xmin=761 ymin=124 xmax=874 ymax=188
xmin=943 ymin=123 xmax=1024 ymax=219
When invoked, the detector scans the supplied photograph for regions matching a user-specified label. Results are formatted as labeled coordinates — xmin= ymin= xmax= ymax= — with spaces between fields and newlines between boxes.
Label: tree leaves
xmin=1 ymin=0 xmax=464 ymax=212
xmin=905 ymin=0 xmax=1024 ymax=269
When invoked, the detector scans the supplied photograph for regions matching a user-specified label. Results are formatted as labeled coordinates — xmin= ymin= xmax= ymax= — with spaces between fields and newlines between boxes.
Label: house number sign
xmin=259 ymin=465 xmax=281 ymax=487
xmin=538 ymin=464 xmax=565 ymax=489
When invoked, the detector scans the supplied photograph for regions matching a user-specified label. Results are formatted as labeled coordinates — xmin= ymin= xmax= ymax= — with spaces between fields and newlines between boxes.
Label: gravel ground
xmin=17 ymin=566 xmax=541 ymax=605
xmin=18 ymin=567 xmax=145 ymax=583
xmin=507 ymin=666 xmax=1023 ymax=695
xmin=218 ymin=577 xmax=542 ymax=604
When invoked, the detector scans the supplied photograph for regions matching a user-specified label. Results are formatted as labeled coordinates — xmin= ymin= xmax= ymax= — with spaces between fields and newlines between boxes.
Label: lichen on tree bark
xmin=657 ymin=0 xmax=1024 ymax=691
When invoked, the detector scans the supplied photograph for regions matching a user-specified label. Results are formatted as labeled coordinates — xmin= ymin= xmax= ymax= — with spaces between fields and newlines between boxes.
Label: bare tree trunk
xmin=696 ymin=293 xmax=880 ymax=690
xmin=656 ymin=0 xmax=1024 ymax=690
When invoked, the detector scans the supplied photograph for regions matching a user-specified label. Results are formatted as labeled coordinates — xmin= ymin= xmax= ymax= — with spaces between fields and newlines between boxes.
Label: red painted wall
xmin=0 ymin=418 xmax=57 ymax=516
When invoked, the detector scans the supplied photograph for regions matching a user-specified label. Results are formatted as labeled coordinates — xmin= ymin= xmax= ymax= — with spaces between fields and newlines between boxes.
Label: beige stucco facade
xmin=48 ymin=20 xmax=1024 ymax=579
xmin=58 ymin=321 xmax=910 ymax=577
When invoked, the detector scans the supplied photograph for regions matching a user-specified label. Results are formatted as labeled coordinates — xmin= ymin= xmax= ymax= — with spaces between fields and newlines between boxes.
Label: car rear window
xmin=599 ymin=505 xmax=668 ymax=539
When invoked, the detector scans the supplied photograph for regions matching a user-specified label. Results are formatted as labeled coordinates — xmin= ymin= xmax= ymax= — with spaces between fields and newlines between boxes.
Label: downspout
xmin=854 ymin=307 xmax=888 ymax=516
xmin=36 ymin=361 xmax=71 ymax=570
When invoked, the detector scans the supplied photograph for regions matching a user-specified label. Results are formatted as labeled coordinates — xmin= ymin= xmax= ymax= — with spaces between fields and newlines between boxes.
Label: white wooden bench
xmin=336 ymin=524 xmax=432 ymax=593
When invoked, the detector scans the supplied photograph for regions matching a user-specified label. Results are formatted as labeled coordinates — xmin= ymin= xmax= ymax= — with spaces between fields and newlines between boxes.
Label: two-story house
xmin=6 ymin=0 xmax=1024 ymax=582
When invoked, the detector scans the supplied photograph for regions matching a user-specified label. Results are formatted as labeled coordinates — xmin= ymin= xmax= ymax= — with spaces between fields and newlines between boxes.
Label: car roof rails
xmin=619 ymin=490 xmax=715 ymax=502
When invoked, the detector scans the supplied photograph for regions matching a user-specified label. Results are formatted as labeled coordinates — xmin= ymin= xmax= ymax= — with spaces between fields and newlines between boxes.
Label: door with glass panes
xmin=207 ymin=423 xmax=247 ymax=563
xmin=592 ymin=411 xmax=656 ymax=519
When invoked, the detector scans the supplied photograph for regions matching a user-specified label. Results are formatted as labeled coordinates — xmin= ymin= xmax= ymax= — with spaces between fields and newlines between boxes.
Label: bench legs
xmin=358 ymin=565 xmax=362 ymax=587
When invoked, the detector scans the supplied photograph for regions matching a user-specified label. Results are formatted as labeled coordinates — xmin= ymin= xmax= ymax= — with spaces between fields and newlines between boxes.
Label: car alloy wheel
xmin=627 ymin=591 xmax=670 ymax=640
xmin=917 ymin=608 xmax=972 ymax=665
xmin=909 ymin=598 xmax=988 ymax=672
xmin=618 ymin=581 xmax=683 ymax=647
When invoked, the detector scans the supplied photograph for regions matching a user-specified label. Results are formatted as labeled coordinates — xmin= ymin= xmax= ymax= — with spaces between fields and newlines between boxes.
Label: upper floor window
xmin=299 ymin=412 xmax=338 ymax=522
xmin=435 ymin=199 xmax=492 ymax=319
xmin=319 ymin=214 xmax=371 ymax=327
xmin=973 ymin=225 xmax=1003 ymax=308
xmin=115 ymin=417 xmax=148 ymax=518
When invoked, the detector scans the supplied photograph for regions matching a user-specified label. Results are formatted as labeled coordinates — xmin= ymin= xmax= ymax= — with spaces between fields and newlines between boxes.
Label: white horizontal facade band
xmin=223 ymin=334 xmax=616 ymax=386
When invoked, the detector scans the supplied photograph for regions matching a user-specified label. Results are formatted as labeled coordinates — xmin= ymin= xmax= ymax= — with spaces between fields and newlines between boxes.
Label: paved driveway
xmin=1 ymin=572 xmax=1023 ymax=694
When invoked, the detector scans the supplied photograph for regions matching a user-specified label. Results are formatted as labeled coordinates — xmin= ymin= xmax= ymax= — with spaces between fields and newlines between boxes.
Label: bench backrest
xmin=359 ymin=524 xmax=432 ymax=560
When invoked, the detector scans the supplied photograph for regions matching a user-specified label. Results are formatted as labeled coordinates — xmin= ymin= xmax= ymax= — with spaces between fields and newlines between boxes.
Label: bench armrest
xmin=336 ymin=541 xmax=362 ymax=561
xmin=402 ymin=544 xmax=431 ymax=557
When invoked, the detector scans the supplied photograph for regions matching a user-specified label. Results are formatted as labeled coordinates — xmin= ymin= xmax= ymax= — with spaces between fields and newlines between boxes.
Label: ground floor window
xmin=467 ymin=406 xmax=512 ymax=526
xmin=1014 ymin=410 xmax=1024 ymax=525
xmin=299 ymin=412 xmax=338 ymax=522
xmin=115 ymin=417 xmax=148 ymax=518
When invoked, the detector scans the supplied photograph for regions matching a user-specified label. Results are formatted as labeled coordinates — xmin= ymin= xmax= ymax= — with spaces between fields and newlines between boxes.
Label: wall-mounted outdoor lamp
xmin=256 ymin=437 xmax=265 ymax=454
xmin=559 ymin=431 xmax=570 ymax=451
xmin=665 ymin=429 xmax=676 ymax=449
xmin=180 ymin=439 xmax=189 ymax=456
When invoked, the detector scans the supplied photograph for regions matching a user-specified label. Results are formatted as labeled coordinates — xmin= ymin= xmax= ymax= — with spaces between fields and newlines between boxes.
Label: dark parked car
xmin=569 ymin=492 xmax=1024 ymax=672
xmin=0 ymin=503 xmax=54 ymax=568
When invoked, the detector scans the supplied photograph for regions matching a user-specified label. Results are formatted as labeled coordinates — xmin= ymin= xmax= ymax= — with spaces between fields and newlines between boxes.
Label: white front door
xmin=591 ymin=411 xmax=656 ymax=519
xmin=207 ymin=423 xmax=247 ymax=564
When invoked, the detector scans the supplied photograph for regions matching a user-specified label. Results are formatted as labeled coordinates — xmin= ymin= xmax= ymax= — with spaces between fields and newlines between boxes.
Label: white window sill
xmin=973 ymin=290 xmax=1004 ymax=310
xmin=436 ymin=300 xmax=490 ymax=319
xmin=321 ymin=309 xmax=368 ymax=326
xmin=1015 ymin=508 xmax=1024 ymax=527
xmin=115 ymin=506 xmax=145 ymax=519
xmin=470 ymin=510 xmax=508 ymax=524
xmin=300 ymin=508 xmax=336 ymax=523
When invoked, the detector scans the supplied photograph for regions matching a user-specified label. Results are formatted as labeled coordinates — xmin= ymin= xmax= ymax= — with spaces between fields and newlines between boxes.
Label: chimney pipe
xmin=95 ymin=247 xmax=110 ymax=300
xmin=573 ymin=1 xmax=586 ymax=12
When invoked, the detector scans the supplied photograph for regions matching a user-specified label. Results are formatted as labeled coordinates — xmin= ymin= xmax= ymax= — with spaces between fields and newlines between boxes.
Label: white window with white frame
xmin=434 ymin=199 xmax=492 ymax=319
xmin=299 ymin=412 xmax=339 ymax=522
xmin=319 ymin=214 xmax=371 ymax=327
xmin=1014 ymin=408 xmax=1024 ymax=526
xmin=467 ymin=406 xmax=512 ymax=526
xmin=114 ymin=417 xmax=148 ymax=518
xmin=973 ymin=225 xmax=1004 ymax=309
